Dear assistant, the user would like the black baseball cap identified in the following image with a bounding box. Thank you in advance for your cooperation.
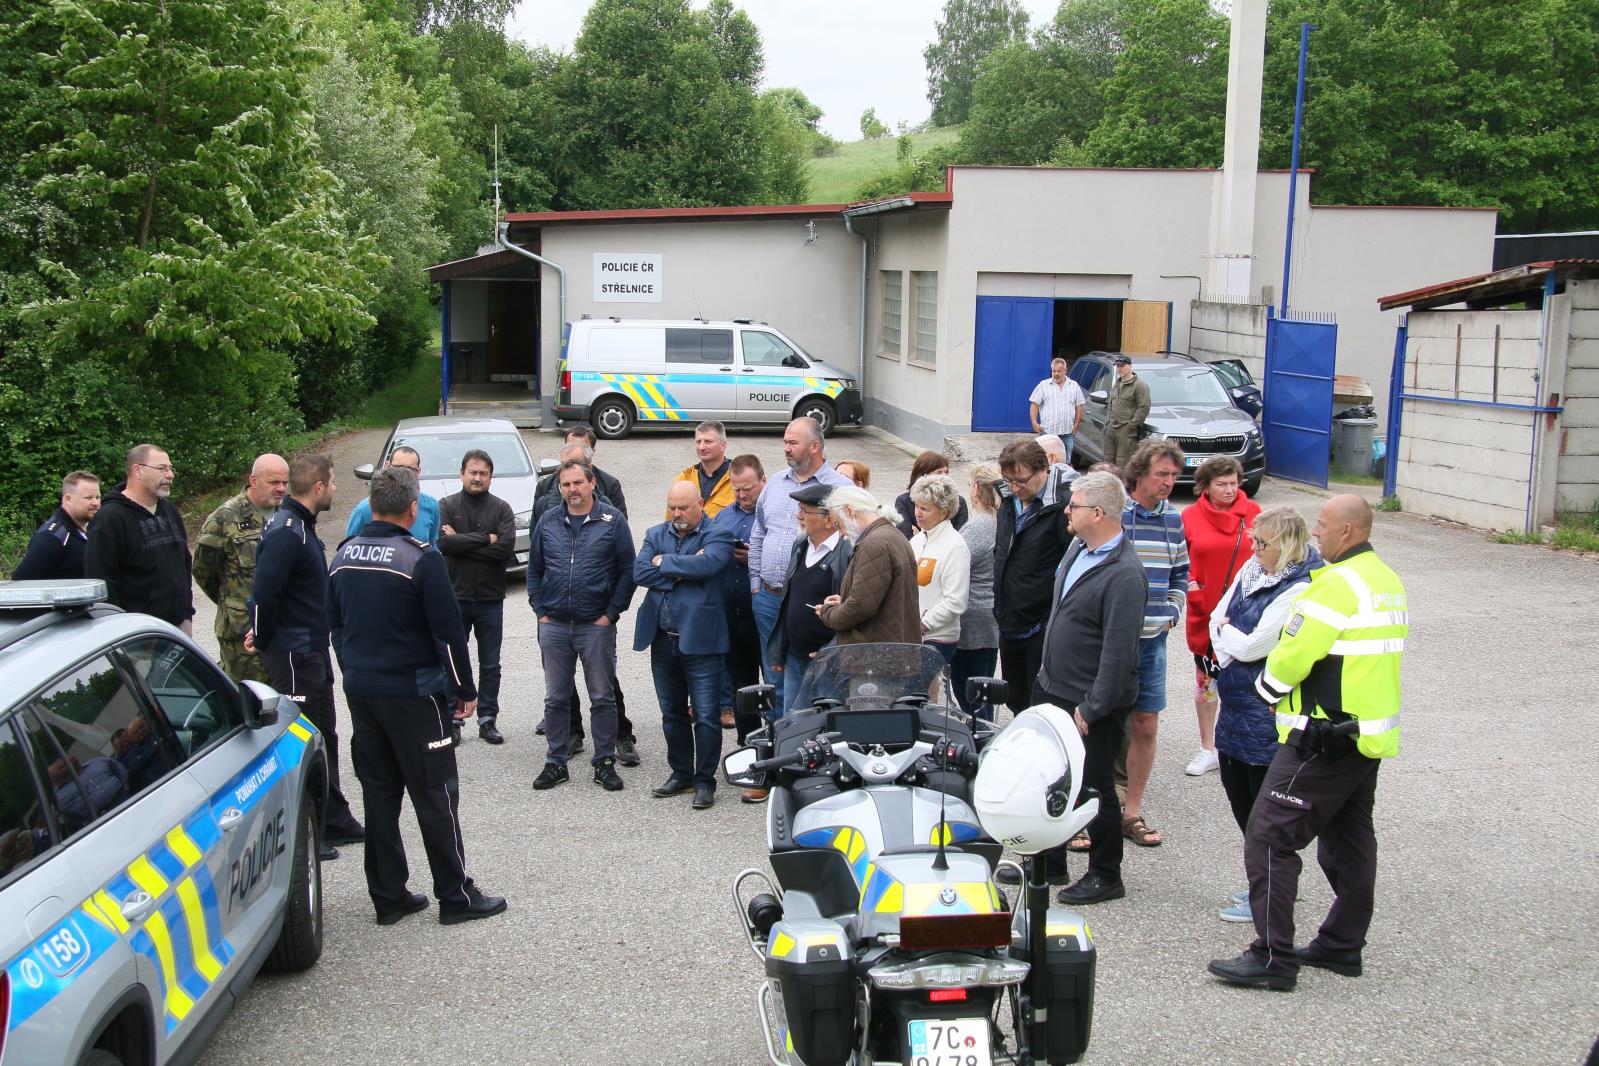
[1112,354,1133,366]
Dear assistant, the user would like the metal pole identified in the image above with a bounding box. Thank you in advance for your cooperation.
[1280,22,1315,318]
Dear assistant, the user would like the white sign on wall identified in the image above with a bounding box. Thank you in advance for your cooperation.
[593,253,663,303]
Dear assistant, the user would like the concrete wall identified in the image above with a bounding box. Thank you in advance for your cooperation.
[1555,280,1599,513]
[866,211,951,448]
[1298,206,1499,427]
[535,218,861,423]
[1190,299,1268,377]
[1393,308,1545,530]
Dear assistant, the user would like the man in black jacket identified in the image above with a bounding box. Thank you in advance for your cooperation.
[534,424,627,518]
[1035,471,1148,905]
[85,444,194,631]
[248,453,364,856]
[526,460,637,792]
[14,470,100,580]
[328,466,505,926]
[993,440,1074,714]
[438,449,515,746]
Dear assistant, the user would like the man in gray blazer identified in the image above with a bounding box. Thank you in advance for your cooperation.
[1034,471,1149,905]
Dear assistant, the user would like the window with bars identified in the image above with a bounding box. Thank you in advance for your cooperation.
[881,270,902,354]
[912,271,937,365]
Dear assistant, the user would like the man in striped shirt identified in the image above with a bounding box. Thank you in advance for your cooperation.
[1029,357,1087,466]
[1116,439,1190,849]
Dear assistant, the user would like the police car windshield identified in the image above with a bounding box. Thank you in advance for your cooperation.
[1142,367,1231,407]
[392,434,532,478]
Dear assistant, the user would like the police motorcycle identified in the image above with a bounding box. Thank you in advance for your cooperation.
[722,643,1102,1066]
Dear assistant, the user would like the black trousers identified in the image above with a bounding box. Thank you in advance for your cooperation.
[998,632,1046,715]
[347,692,473,908]
[1218,752,1270,834]
[262,649,361,837]
[726,604,764,742]
[1244,745,1381,976]
[1038,688,1127,884]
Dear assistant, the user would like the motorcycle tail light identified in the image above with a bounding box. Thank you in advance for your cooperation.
[929,989,968,1003]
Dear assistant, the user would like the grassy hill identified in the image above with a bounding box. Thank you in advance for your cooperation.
[806,127,962,203]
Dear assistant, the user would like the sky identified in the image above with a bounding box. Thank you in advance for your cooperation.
[507,0,1061,141]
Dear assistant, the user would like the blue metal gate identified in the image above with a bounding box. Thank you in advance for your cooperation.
[972,297,1053,432]
[1263,314,1337,487]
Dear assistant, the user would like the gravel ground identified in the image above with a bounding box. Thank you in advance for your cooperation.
[193,423,1599,1066]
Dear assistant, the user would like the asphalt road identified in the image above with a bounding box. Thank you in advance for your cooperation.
[193,424,1599,1066]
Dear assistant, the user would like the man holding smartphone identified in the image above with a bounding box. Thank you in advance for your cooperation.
[710,455,766,742]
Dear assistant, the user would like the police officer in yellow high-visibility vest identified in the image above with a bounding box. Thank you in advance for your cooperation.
[1208,494,1406,991]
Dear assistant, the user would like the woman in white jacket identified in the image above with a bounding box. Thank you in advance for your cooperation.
[908,474,971,664]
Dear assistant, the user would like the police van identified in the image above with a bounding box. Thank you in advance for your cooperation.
[0,580,327,1066]
[554,317,864,439]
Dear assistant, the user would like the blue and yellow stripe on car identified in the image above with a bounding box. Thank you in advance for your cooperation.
[593,372,686,421]
[3,715,315,1036]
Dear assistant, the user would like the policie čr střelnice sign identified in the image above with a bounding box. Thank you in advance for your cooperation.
[593,253,662,303]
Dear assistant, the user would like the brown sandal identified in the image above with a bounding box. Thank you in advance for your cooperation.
[1122,815,1164,847]
[1066,830,1091,852]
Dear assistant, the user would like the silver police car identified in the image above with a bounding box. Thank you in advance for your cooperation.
[0,580,327,1065]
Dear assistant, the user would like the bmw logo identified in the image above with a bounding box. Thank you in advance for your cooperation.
[872,761,888,775]
[939,887,958,907]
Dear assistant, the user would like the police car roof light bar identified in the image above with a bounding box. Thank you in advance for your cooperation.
[0,579,108,609]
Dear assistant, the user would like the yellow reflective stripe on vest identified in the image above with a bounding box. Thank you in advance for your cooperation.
[1293,599,1349,629]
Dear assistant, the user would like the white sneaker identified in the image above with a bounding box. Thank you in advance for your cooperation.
[1185,748,1220,776]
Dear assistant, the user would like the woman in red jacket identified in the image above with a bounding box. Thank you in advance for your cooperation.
[1180,456,1262,776]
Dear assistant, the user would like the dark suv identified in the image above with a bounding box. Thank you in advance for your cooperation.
[1068,352,1266,495]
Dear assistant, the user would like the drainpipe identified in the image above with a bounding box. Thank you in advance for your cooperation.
[842,212,869,388]
[497,220,566,354]
[1524,270,1558,533]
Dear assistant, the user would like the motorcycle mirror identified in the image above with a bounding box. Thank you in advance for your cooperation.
[722,746,762,788]
[735,683,778,718]
[965,676,1008,709]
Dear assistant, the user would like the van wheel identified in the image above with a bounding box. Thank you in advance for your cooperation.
[794,397,835,435]
[264,793,323,973]
[592,397,635,440]
[81,1050,125,1066]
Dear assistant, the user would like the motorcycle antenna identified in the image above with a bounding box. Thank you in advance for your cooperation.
[932,661,952,872]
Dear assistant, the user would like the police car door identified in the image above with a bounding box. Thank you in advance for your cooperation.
[664,327,737,421]
[736,329,807,423]
[121,636,300,1019]
[10,652,218,1059]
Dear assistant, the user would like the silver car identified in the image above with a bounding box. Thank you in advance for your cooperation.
[355,416,542,570]
[0,580,327,1066]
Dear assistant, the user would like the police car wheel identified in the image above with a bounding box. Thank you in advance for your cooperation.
[264,793,324,973]
[80,1050,124,1066]
[795,398,835,435]
[592,397,634,440]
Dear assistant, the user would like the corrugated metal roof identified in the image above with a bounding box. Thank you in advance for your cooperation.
[1378,259,1599,312]
[501,191,952,229]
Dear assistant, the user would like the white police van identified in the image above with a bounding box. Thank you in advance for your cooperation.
[0,580,327,1066]
[554,317,863,439]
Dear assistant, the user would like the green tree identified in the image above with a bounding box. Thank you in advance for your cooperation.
[860,107,889,140]
[924,0,1030,126]
[754,91,812,204]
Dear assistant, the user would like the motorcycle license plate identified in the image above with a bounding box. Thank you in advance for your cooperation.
[907,1017,991,1066]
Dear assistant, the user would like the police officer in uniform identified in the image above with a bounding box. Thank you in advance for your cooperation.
[1208,494,1407,990]
[13,470,101,579]
[195,453,289,682]
[247,453,364,858]
[328,467,506,926]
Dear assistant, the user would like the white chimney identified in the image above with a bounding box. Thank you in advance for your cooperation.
[1207,0,1268,299]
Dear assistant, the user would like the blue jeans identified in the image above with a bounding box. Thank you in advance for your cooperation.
[1058,433,1076,467]
[951,646,999,721]
[457,599,503,722]
[781,651,814,714]
[752,587,783,705]
[650,633,724,790]
[1134,632,1169,713]
[538,620,617,765]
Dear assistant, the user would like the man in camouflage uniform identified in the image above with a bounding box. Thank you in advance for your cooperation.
[195,453,289,682]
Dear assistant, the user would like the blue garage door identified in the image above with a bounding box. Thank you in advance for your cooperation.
[1263,316,1337,488]
[972,297,1054,432]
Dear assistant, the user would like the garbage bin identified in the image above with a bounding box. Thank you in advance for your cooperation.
[1332,417,1378,477]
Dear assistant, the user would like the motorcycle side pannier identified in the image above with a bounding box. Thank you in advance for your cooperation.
[764,918,853,1066]
[1040,907,1097,1064]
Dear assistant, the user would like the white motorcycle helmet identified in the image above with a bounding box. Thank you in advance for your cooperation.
[973,705,1101,854]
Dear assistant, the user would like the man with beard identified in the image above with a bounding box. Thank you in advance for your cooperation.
[636,481,734,810]
[86,444,194,632]
[438,448,515,746]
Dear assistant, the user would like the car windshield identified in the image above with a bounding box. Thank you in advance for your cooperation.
[1143,367,1231,407]
[789,643,954,711]
[391,433,532,478]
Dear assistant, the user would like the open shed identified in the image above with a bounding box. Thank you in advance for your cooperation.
[424,244,542,425]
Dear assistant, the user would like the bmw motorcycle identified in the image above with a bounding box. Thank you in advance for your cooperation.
[723,644,1101,1066]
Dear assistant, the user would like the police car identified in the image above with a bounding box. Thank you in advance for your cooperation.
[0,580,328,1066]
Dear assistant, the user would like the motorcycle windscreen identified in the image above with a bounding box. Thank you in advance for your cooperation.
[790,643,952,711]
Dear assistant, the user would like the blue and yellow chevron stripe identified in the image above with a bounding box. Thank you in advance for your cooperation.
[4,715,317,1037]
[572,370,849,420]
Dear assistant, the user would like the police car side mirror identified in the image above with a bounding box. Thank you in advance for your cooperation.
[782,354,808,369]
[537,458,560,476]
[240,680,282,730]
[354,463,376,481]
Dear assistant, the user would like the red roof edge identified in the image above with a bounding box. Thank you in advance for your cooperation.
[503,192,954,227]
[1377,259,1599,311]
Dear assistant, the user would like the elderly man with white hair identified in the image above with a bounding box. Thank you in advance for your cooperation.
[1037,434,1082,479]
[814,486,921,646]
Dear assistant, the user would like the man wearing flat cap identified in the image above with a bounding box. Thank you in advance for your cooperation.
[1105,355,1152,470]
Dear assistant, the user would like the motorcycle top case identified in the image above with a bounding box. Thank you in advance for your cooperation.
[1012,905,1097,1065]
[765,918,853,1066]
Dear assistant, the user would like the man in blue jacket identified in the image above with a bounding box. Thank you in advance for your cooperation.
[526,459,637,792]
[636,481,735,810]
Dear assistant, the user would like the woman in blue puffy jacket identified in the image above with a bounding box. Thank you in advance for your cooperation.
[1207,506,1321,923]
